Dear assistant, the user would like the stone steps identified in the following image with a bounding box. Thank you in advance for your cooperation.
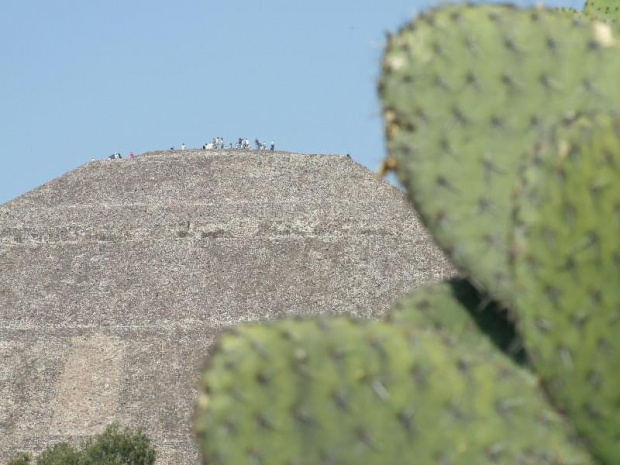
[0,234,451,327]
[0,197,425,246]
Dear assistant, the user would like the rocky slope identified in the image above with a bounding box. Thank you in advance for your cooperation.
[0,150,453,463]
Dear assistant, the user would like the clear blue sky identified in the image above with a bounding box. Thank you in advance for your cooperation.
[0,0,583,204]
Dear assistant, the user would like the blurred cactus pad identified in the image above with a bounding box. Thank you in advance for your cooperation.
[195,3,620,465]
[386,278,528,366]
[585,0,620,21]
[196,319,592,465]
[513,112,620,463]
[380,3,620,304]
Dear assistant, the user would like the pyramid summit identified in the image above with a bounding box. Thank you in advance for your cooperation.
[0,149,453,463]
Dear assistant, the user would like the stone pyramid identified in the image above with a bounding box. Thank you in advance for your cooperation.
[0,150,453,463]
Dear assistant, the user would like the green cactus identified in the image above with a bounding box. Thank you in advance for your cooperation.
[585,0,620,22]
[194,4,620,465]
[513,112,620,464]
[380,4,620,304]
[195,318,593,465]
[387,278,528,366]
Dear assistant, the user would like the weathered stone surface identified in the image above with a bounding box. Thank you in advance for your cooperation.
[0,150,454,463]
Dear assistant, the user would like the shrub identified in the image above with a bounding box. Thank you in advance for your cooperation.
[7,423,156,465]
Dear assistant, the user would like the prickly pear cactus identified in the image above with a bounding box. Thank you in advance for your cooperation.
[585,0,620,22]
[387,278,527,365]
[513,112,620,464]
[195,318,593,465]
[380,4,620,304]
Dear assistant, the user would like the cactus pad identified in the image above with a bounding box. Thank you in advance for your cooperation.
[195,318,593,464]
[513,112,620,463]
[380,4,620,303]
[585,0,620,22]
[387,278,528,366]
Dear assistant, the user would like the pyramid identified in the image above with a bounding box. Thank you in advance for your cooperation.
[0,150,454,463]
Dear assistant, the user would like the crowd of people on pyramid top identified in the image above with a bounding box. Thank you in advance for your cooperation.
[103,137,275,160]
[199,137,275,151]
